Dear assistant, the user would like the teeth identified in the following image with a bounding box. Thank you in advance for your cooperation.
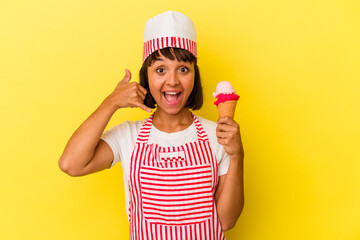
[165,92,179,95]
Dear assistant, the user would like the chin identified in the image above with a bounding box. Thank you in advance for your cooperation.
[157,105,188,115]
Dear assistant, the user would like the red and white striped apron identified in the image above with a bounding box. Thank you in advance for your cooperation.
[128,113,225,240]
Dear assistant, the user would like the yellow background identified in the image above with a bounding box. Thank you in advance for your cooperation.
[1,0,359,239]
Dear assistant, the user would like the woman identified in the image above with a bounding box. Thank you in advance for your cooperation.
[59,11,244,239]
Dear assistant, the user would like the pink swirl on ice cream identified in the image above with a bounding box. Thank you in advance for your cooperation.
[213,81,240,106]
[214,93,240,106]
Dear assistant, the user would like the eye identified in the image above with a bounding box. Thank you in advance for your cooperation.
[180,67,189,73]
[156,67,165,73]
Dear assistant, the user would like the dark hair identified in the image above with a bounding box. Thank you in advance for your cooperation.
[139,47,203,110]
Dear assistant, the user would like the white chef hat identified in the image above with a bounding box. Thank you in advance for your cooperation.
[143,11,197,62]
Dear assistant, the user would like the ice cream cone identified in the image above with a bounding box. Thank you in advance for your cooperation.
[217,100,237,119]
[213,81,240,119]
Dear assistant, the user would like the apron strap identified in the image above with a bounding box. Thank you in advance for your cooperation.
[135,113,154,143]
[135,112,209,143]
[192,113,209,142]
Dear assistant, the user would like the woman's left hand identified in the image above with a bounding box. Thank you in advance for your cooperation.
[216,117,244,159]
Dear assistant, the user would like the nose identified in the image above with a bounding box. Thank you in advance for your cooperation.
[166,70,180,86]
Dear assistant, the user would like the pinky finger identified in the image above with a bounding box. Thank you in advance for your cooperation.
[217,138,225,146]
[138,103,153,113]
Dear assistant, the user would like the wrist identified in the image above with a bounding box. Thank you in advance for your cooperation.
[229,153,244,162]
[99,97,118,115]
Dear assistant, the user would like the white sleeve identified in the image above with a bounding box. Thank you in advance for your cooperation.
[100,120,145,169]
[218,147,230,176]
[101,125,122,169]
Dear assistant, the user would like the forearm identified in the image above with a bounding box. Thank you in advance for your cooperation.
[59,98,117,170]
[216,155,244,231]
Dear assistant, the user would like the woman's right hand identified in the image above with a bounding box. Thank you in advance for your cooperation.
[59,69,152,176]
[104,69,153,113]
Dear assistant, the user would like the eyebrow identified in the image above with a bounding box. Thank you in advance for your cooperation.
[153,57,165,62]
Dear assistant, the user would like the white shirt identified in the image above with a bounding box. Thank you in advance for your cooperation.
[101,115,229,217]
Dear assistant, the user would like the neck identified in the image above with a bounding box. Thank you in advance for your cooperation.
[152,108,193,133]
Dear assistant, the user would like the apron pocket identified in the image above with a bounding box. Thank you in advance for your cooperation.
[140,164,214,226]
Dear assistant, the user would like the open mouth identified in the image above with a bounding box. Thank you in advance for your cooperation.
[163,91,182,105]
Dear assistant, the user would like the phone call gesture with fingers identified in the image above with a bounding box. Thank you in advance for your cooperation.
[104,69,152,113]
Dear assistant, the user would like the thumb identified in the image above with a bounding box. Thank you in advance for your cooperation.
[119,69,132,84]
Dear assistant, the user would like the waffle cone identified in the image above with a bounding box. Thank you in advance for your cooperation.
[217,100,238,119]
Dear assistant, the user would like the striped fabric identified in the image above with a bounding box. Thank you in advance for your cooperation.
[128,114,225,240]
[143,36,197,62]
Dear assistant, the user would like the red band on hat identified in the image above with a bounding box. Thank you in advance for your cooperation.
[143,37,197,62]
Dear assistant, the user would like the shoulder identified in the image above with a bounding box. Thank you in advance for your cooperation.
[196,115,218,137]
[117,119,146,133]
[196,115,219,147]
[111,119,146,132]
[196,115,230,175]
[102,118,146,140]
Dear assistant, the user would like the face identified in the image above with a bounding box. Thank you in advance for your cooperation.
[147,53,195,115]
